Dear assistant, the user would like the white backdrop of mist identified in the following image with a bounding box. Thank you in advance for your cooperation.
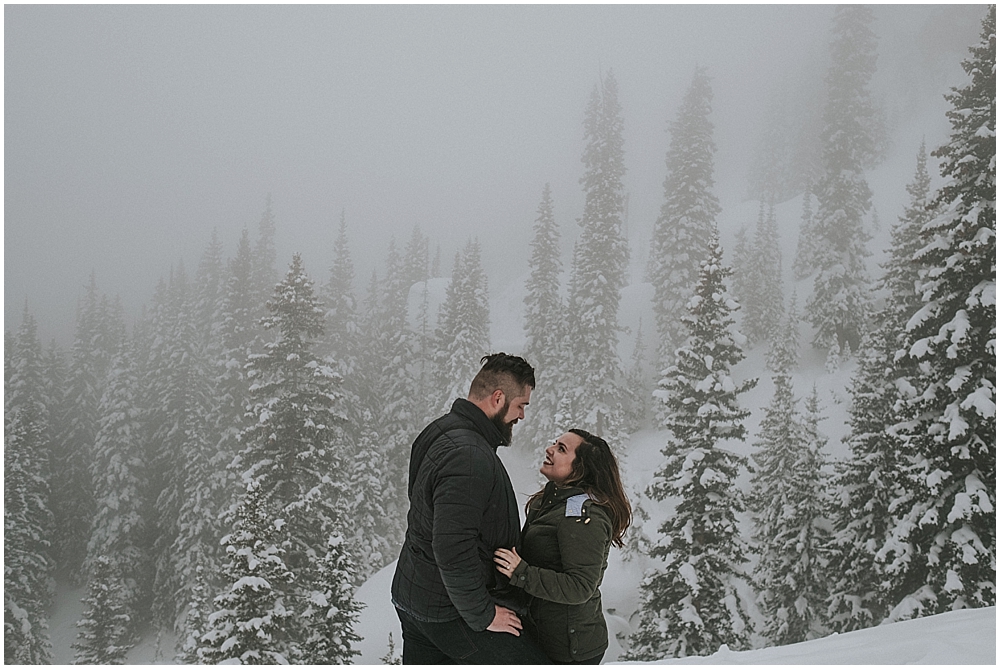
[4,4,984,344]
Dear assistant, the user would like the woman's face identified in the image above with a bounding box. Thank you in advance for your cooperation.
[540,432,583,484]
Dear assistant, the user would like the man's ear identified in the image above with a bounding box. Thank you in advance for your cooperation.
[491,388,506,410]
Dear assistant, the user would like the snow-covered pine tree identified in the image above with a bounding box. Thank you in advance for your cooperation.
[648,67,721,374]
[50,274,121,581]
[431,243,442,279]
[793,178,818,280]
[342,422,396,580]
[136,262,217,628]
[825,142,938,632]
[522,183,564,449]
[742,201,784,347]
[235,252,349,577]
[193,229,227,351]
[251,195,278,311]
[806,5,879,353]
[626,234,756,660]
[198,481,298,665]
[748,331,831,645]
[730,224,752,300]
[746,95,795,204]
[4,309,55,664]
[84,336,152,637]
[72,555,135,664]
[318,213,393,577]
[324,211,363,395]
[174,561,212,664]
[403,224,430,288]
[766,292,800,374]
[885,141,936,321]
[402,224,437,426]
[360,239,419,552]
[623,318,652,433]
[882,6,996,621]
[563,69,629,440]
[433,238,492,412]
[299,534,364,664]
[213,229,260,499]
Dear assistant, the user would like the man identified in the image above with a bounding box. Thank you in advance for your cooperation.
[391,353,550,664]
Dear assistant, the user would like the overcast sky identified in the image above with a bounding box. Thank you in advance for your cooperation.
[4,4,984,344]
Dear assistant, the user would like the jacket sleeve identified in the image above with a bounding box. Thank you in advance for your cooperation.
[509,503,611,605]
[430,443,496,631]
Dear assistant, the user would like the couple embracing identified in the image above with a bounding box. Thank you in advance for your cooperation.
[391,353,632,664]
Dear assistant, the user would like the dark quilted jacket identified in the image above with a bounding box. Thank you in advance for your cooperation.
[509,481,612,662]
[391,398,522,631]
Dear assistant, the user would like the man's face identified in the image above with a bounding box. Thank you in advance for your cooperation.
[489,386,531,443]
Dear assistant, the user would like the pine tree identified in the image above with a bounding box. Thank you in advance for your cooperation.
[623,318,652,432]
[793,179,818,280]
[73,555,135,664]
[323,211,362,387]
[748,370,831,645]
[4,309,55,664]
[402,224,436,426]
[214,229,260,491]
[742,201,784,346]
[299,534,364,664]
[648,67,721,372]
[51,274,120,580]
[826,142,938,632]
[251,195,278,309]
[198,481,298,665]
[235,253,350,574]
[175,561,212,664]
[627,235,756,660]
[806,6,879,353]
[729,224,753,323]
[883,6,996,620]
[884,142,935,322]
[84,337,152,635]
[342,424,396,580]
[522,183,564,448]
[194,229,227,350]
[402,224,430,288]
[139,262,217,628]
[766,292,800,375]
[433,239,492,412]
[563,69,630,440]
[360,239,417,552]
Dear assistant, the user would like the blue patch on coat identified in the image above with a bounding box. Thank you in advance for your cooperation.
[565,493,592,517]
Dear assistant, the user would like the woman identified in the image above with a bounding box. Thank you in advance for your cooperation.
[494,429,631,664]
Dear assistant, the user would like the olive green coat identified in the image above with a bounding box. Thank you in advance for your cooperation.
[509,481,612,663]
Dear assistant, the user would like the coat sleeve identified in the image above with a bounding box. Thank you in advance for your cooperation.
[509,503,611,606]
[430,443,496,631]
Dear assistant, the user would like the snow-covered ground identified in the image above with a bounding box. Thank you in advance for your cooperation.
[350,561,995,665]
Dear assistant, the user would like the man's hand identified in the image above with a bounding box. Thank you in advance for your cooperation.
[487,605,522,636]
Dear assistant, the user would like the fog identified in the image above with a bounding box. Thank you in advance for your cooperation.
[4,4,983,343]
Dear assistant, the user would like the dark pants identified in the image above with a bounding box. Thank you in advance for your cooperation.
[554,651,604,664]
[396,607,552,665]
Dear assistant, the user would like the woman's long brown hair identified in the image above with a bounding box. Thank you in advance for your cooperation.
[528,429,632,548]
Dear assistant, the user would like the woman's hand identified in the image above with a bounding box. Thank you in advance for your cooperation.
[494,547,522,577]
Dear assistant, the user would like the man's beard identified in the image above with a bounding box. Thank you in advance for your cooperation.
[490,400,515,444]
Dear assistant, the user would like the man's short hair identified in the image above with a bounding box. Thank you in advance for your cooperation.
[468,353,535,401]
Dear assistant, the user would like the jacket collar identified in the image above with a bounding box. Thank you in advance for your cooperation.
[542,479,586,501]
[450,397,509,449]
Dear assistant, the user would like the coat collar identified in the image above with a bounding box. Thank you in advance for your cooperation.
[450,397,509,449]
[541,479,586,502]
